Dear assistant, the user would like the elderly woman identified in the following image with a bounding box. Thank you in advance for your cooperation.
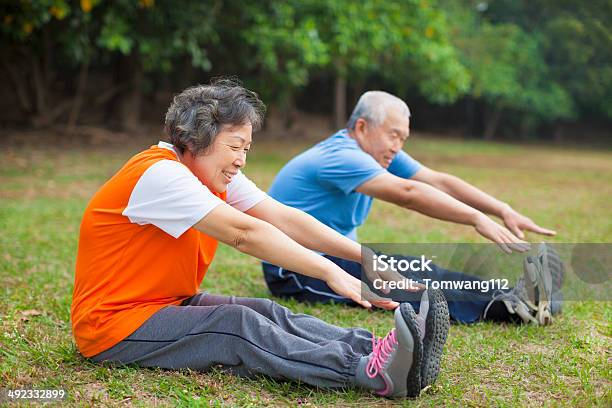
[70,79,449,398]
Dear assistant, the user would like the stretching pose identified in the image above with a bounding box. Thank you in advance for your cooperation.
[71,80,450,398]
[263,91,563,325]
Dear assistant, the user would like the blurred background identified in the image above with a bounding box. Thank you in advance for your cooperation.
[1,0,610,143]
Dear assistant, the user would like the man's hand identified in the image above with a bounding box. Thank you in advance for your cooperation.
[325,268,399,310]
[473,214,531,254]
[501,206,557,239]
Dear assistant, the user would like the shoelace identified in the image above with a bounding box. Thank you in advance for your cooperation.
[366,329,398,379]
[482,278,531,319]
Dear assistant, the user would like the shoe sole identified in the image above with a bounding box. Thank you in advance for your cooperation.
[421,289,450,389]
[524,254,553,325]
[533,248,554,326]
[399,303,424,398]
[538,243,564,315]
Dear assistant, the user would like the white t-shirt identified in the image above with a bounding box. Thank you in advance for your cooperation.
[122,141,268,238]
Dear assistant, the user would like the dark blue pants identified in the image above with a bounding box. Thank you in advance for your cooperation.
[262,255,511,323]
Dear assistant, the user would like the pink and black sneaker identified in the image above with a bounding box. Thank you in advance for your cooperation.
[365,303,423,398]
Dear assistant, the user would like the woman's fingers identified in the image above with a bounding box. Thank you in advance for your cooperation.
[327,272,373,309]
[362,284,399,310]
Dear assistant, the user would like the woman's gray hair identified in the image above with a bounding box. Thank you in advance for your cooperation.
[164,78,266,155]
[346,91,411,130]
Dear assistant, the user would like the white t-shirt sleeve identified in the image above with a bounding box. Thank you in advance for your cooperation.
[226,171,268,212]
[122,160,224,238]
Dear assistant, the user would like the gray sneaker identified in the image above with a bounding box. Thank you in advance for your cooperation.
[537,243,565,315]
[483,277,539,324]
[484,243,564,325]
[521,243,565,323]
[524,254,552,325]
[365,304,423,398]
[415,289,450,389]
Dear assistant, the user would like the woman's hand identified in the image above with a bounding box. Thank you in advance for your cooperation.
[325,268,399,310]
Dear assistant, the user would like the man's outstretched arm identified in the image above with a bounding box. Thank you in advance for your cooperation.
[356,172,529,253]
[411,167,556,239]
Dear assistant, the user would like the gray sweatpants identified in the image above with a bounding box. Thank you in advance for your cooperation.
[91,293,374,389]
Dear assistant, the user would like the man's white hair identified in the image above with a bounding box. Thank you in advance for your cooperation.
[346,91,411,130]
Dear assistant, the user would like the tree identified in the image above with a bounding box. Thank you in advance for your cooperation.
[241,0,470,129]
[1,0,220,130]
[442,1,578,138]
[92,0,220,130]
[307,0,471,127]
[1,0,92,127]
[451,0,611,138]
[239,1,329,128]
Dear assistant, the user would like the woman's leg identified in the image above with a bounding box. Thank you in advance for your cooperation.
[183,293,373,355]
[92,301,366,389]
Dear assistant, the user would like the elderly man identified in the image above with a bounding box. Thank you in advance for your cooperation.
[263,91,562,325]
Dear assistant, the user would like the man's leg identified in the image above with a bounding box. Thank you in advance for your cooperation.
[263,255,514,324]
[262,260,354,304]
[92,297,371,389]
[396,257,500,323]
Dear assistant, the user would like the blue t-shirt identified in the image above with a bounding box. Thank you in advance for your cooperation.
[268,129,422,240]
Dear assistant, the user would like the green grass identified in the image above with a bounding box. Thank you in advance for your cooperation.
[1,134,611,406]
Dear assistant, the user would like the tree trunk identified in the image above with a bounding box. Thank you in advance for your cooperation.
[179,56,197,89]
[115,54,143,132]
[554,122,564,143]
[483,105,502,140]
[334,74,347,129]
[67,61,90,132]
[519,115,531,140]
[281,93,297,130]
[466,98,475,137]
[350,79,366,112]
[42,24,53,87]
[2,55,33,114]
[31,55,48,121]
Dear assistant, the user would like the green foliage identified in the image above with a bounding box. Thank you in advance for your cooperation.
[1,0,71,41]
[93,0,219,72]
[536,2,612,118]
[443,2,565,127]
[241,1,330,103]
[458,20,574,121]
[478,0,612,120]
[325,0,470,103]
[1,0,218,72]
[239,0,469,105]
[1,0,89,65]
[1,0,609,131]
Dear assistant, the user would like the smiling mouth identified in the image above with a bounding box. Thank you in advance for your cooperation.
[222,171,237,180]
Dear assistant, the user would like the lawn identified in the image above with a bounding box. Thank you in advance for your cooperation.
[1,133,611,406]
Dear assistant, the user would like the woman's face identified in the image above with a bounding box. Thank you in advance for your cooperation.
[182,123,252,193]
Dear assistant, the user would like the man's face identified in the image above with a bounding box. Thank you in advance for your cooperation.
[354,108,410,168]
[183,123,252,193]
